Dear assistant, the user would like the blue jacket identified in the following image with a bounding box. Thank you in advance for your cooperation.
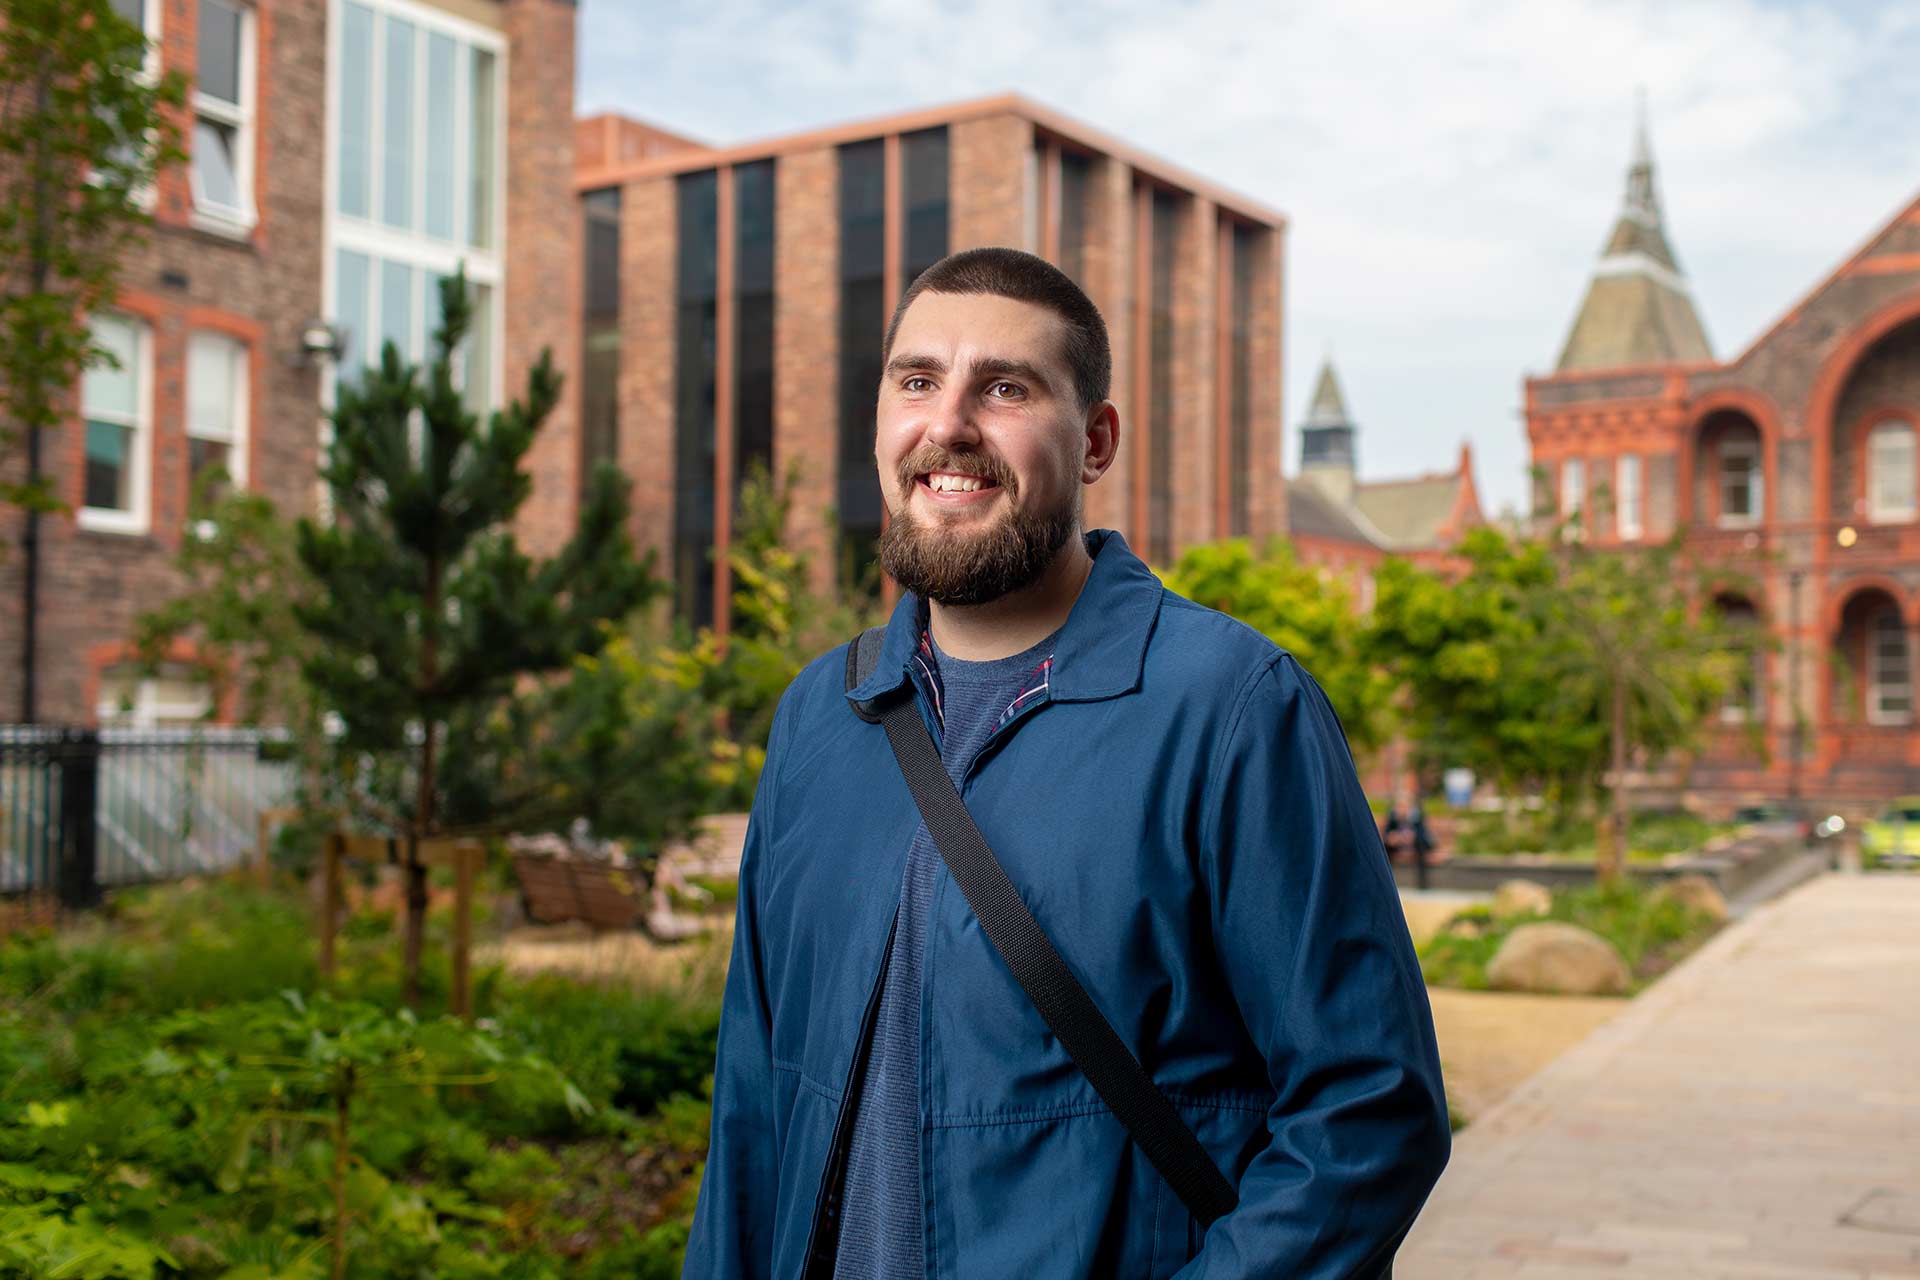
[684,531,1449,1278]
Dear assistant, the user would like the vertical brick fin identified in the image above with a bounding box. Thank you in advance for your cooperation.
[504,0,582,560]
[773,149,840,598]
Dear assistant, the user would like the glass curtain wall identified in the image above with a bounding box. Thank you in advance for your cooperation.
[901,128,949,288]
[837,140,887,585]
[734,160,776,502]
[675,171,719,627]
[1229,222,1258,537]
[580,188,621,502]
[1058,150,1091,286]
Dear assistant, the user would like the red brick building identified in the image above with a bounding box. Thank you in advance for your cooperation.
[572,94,1288,629]
[0,0,582,726]
[1285,359,1484,599]
[1528,117,1920,804]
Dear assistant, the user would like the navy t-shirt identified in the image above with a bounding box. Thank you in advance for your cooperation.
[832,629,1059,1279]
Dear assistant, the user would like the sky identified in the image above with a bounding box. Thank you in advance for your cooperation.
[577,0,1920,517]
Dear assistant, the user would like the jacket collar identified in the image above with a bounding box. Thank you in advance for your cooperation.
[844,529,1162,711]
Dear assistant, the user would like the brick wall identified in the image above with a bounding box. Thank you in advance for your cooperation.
[0,0,328,724]
[504,0,581,559]
[1080,153,1135,539]
[948,114,1032,251]
[772,148,839,596]
[618,175,675,571]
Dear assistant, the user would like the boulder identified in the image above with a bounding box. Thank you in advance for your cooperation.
[1655,874,1728,922]
[1490,878,1554,919]
[1487,922,1630,996]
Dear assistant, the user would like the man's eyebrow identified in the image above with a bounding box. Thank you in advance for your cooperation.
[968,356,1054,390]
[884,353,947,379]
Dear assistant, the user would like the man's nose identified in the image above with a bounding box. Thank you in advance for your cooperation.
[921,386,980,450]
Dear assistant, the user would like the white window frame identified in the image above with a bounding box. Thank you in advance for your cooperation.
[96,0,164,209]
[78,314,154,537]
[323,0,507,510]
[1867,419,1917,524]
[1617,454,1643,541]
[96,663,214,729]
[1717,433,1762,527]
[1560,457,1585,519]
[190,0,259,237]
[1868,606,1913,726]
[186,332,250,534]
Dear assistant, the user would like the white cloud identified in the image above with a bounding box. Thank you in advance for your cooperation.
[579,0,1920,514]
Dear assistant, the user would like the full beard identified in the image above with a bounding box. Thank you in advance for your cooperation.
[878,460,1079,607]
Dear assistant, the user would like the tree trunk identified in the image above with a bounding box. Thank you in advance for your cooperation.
[1602,677,1628,883]
[403,557,442,1008]
[329,1065,355,1280]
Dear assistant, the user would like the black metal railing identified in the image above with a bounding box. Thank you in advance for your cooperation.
[1,725,296,907]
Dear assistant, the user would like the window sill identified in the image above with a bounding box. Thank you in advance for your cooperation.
[1867,510,1918,526]
[190,205,258,241]
[1715,516,1761,531]
[76,507,151,537]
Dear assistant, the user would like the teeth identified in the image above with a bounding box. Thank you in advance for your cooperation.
[928,474,986,494]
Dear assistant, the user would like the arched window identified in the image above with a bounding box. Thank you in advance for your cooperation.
[1718,430,1761,526]
[1869,605,1912,725]
[1867,419,1917,523]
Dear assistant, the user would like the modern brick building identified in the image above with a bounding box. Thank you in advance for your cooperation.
[1528,117,1920,804]
[572,94,1288,629]
[0,0,582,726]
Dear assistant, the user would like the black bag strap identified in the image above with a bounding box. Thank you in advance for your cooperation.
[845,627,1239,1227]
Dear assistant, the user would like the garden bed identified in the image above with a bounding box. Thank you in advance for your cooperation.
[1416,879,1722,995]
[0,877,721,1278]
[1392,828,1809,901]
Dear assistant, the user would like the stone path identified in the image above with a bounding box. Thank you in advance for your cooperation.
[1398,873,1920,1278]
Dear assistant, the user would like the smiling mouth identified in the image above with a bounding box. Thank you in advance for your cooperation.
[916,471,1002,498]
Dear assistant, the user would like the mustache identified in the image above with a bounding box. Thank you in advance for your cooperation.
[897,445,1018,495]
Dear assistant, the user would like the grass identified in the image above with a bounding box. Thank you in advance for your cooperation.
[1418,878,1720,994]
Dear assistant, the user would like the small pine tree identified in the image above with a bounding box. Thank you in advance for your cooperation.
[296,271,653,1005]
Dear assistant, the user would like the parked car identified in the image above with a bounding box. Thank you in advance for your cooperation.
[1861,799,1920,870]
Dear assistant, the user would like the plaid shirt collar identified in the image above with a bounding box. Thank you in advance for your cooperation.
[910,606,1057,736]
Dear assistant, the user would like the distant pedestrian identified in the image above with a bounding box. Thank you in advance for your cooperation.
[1382,791,1436,866]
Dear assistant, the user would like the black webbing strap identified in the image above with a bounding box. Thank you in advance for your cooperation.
[846,628,1239,1227]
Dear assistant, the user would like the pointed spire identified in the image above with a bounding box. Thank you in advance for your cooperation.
[1554,103,1713,372]
[1305,359,1351,428]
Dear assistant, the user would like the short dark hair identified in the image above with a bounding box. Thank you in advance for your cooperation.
[882,247,1111,410]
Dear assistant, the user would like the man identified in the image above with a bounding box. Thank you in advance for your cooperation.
[684,247,1449,1279]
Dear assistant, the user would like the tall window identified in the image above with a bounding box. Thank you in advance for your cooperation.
[837,139,887,585]
[1228,222,1258,537]
[1617,454,1643,541]
[191,0,254,233]
[1716,598,1763,724]
[81,315,151,535]
[1058,150,1092,286]
[734,160,776,501]
[1869,606,1912,725]
[1718,432,1761,525]
[96,662,212,728]
[901,128,949,290]
[1148,188,1179,565]
[674,171,719,628]
[331,2,502,412]
[1560,457,1585,519]
[580,187,621,499]
[186,332,248,510]
[1867,419,1917,523]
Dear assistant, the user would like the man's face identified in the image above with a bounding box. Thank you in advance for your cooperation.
[874,291,1091,606]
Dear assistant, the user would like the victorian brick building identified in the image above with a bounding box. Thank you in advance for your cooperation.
[572,95,1288,630]
[1285,359,1483,596]
[0,0,582,726]
[1528,117,1920,804]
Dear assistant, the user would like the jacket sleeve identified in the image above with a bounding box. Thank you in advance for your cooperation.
[1174,655,1450,1279]
[681,693,793,1278]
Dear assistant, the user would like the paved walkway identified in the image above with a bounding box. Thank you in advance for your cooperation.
[1399,873,1920,1278]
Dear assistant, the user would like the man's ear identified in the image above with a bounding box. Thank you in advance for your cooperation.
[1082,400,1119,484]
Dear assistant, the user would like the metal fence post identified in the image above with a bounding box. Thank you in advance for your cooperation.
[57,728,102,910]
